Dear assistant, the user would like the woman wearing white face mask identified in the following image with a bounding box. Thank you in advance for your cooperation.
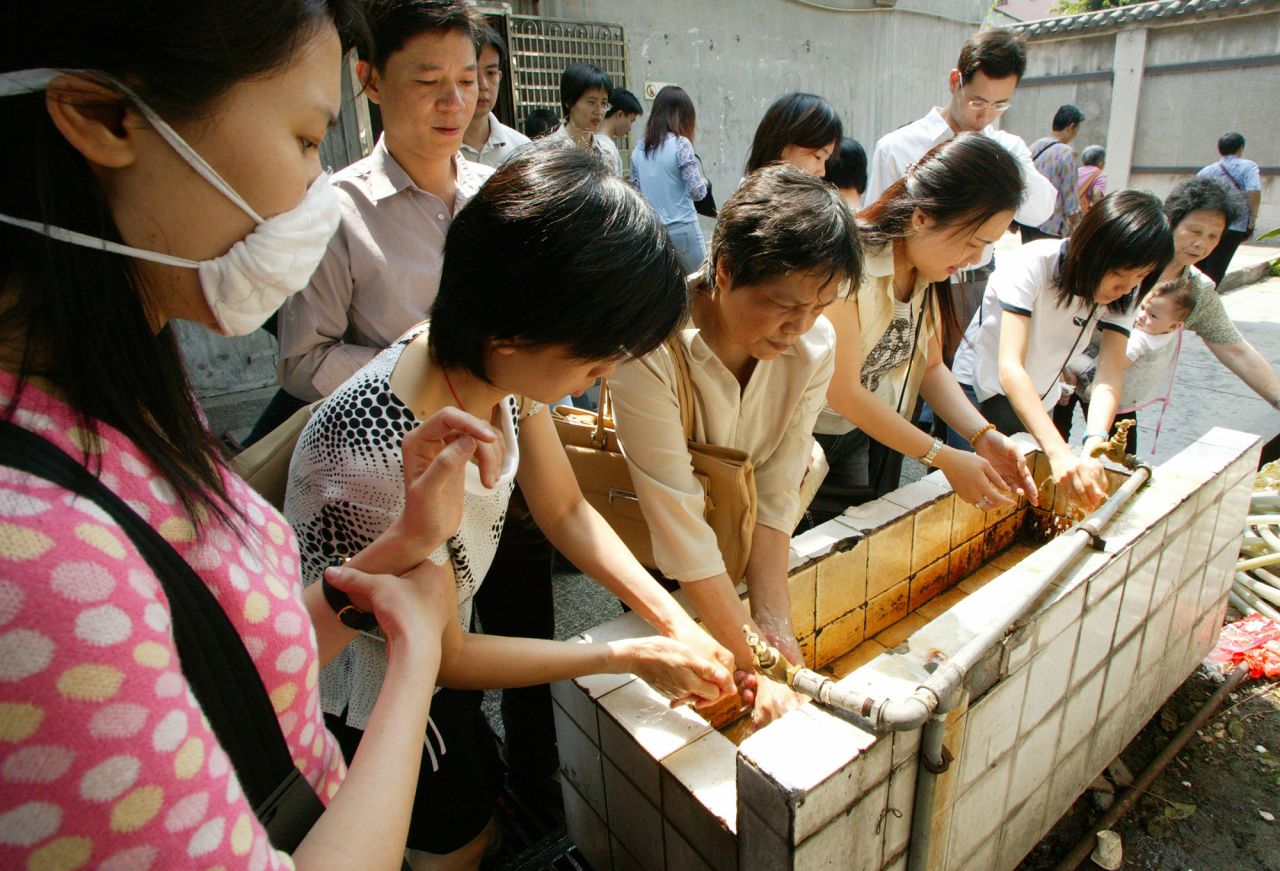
[0,4,498,869]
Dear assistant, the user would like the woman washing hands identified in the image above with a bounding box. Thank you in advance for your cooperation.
[610,165,864,726]
[812,134,1038,523]
[951,190,1173,511]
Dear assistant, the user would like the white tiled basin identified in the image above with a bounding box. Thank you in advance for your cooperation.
[553,428,1261,870]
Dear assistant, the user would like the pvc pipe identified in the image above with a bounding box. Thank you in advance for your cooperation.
[1052,667,1248,871]
[1237,551,1280,573]
[1236,573,1280,609]
[1232,581,1280,623]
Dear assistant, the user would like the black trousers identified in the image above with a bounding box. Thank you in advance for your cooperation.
[471,485,559,781]
[1196,228,1249,287]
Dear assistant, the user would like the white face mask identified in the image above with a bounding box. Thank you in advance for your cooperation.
[0,68,341,336]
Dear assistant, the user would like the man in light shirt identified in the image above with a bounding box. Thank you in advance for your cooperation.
[267,0,493,414]
[865,28,1055,229]
[600,87,643,140]
[460,25,530,168]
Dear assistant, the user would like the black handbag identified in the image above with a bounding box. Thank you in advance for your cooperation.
[0,420,324,852]
[693,153,717,218]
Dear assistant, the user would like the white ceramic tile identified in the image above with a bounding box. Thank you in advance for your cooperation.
[1128,513,1169,568]
[958,667,1028,791]
[1201,543,1237,613]
[955,832,999,871]
[551,677,601,745]
[603,756,665,870]
[579,607,655,645]
[792,779,889,871]
[1138,598,1175,680]
[882,764,915,860]
[664,820,717,871]
[735,755,790,842]
[836,496,912,534]
[947,754,1012,865]
[1020,623,1079,733]
[792,519,860,565]
[891,725,922,773]
[661,731,738,870]
[1084,548,1132,608]
[1031,581,1086,653]
[597,678,712,803]
[737,703,881,845]
[610,835,644,871]
[882,476,950,512]
[1087,711,1128,780]
[1100,631,1142,719]
[1212,481,1252,556]
[1046,737,1092,825]
[1071,584,1122,688]
[997,780,1051,869]
[737,802,791,868]
[1059,665,1105,755]
[1147,541,1180,610]
[1008,706,1063,810]
[1198,426,1261,453]
[553,702,607,814]
[562,776,611,871]
[1115,552,1158,645]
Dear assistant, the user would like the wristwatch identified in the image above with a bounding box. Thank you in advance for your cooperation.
[322,566,378,632]
[919,437,944,468]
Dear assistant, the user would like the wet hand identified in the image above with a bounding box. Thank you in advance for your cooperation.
[1050,450,1108,513]
[973,429,1038,507]
[748,675,806,728]
[395,408,502,555]
[668,618,737,701]
[936,446,1016,510]
[612,636,730,707]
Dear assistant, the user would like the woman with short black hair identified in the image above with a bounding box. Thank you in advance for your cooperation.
[745,92,843,177]
[610,164,863,727]
[547,60,621,173]
[952,190,1174,510]
[286,142,736,865]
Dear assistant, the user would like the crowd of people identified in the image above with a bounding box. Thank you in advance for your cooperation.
[1,1,1277,869]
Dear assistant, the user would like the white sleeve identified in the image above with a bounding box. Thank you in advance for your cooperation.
[864,135,903,205]
[994,131,1057,227]
[990,245,1043,316]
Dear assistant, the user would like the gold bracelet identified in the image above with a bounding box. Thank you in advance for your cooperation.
[968,422,997,447]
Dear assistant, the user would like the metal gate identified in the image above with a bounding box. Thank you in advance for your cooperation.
[505,15,631,163]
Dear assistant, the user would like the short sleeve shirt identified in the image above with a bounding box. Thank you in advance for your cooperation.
[1197,156,1262,232]
[952,239,1136,410]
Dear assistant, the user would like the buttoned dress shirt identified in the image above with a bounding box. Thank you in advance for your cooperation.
[460,113,531,168]
[609,318,836,582]
[865,108,1056,231]
[276,136,493,400]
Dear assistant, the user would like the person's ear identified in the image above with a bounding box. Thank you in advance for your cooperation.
[44,75,139,170]
[910,207,935,234]
[948,69,961,94]
[714,257,732,292]
[356,60,381,104]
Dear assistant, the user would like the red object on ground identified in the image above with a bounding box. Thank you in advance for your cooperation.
[1208,615,1280,678]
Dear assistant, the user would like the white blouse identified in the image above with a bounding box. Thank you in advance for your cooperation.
[609,318,836,582]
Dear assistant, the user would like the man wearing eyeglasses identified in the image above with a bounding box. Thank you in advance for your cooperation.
[865,28,1055,229]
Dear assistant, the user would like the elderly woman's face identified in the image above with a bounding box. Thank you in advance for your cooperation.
[1173,209,1227,268]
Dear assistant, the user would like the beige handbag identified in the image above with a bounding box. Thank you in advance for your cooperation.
[553,340,757,582]
[230,402,318,511]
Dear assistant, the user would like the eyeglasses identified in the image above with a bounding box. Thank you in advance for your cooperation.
[959,82,1012,114]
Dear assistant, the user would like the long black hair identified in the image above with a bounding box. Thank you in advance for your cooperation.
[431,142,688,380]
[1056,190,1173,314]
[745,93,842,174]
[0,0,367,528]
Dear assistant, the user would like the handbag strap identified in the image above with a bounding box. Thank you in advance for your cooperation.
[1217,159,1246,191]
[665,336,698,441]
[0,420,312,815]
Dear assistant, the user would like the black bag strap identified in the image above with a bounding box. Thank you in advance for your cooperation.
[1217,159,1246,191]
[0,420,319,834]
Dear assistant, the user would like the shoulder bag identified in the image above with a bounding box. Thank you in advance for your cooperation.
[231,400,318,511]
[552,338,757,582]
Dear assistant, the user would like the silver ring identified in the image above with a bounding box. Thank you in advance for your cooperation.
[975,497,990,509]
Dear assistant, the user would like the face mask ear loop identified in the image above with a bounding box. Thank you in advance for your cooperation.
[108,79,266,224]
[0,67,266,225]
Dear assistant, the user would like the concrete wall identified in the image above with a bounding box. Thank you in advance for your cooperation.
[1001,9,1280,236]
[538,0,988,206]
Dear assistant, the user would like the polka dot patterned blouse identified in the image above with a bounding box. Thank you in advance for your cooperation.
[285,325,527,732]
[0,371,345,870]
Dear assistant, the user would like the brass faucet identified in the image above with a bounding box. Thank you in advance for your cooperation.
[743,625,799,685]
[1085,419,1138,470]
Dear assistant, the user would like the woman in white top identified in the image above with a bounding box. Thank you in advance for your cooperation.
[546,61,622,174]
[813,134,1037,523]
[286,144,735,865]
[611,165,863,726]
[951,190,1173,511]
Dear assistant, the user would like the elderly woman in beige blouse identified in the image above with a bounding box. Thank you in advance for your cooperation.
[611,165,863,726]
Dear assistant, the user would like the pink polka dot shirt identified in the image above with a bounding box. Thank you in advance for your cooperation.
[0,373,346,869]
